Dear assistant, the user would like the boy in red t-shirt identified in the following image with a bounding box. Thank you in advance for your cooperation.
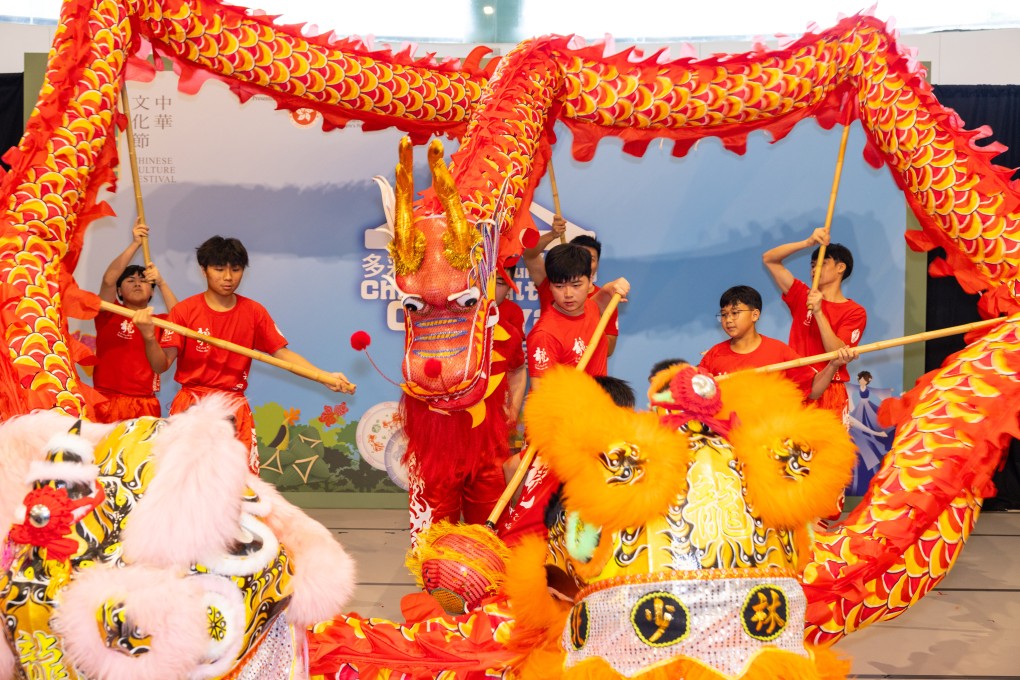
[133,236,351,473]
[523,215,620,356]
[92,221,178,422]
[762,228,867,421]
[699,285,853,399]
[526,244,629,388]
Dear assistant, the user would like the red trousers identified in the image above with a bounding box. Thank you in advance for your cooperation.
[92,390,161,423]
[170,386,259,474]
[818,380,850,427]
[408,456,508,546]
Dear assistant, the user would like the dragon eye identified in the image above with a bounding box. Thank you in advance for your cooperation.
[402,295,425,312]
[450,287,480,308]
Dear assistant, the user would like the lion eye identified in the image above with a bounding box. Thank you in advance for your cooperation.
[450,287,480,308]
[401,295,425,312]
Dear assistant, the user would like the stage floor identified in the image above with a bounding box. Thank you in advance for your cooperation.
[306,507,1019,679]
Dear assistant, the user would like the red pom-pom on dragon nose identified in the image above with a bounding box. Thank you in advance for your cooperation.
[424,358,442,378]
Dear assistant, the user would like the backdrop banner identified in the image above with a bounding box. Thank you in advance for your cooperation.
[74,71,906,499]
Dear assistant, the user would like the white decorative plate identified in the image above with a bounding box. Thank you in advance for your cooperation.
[384,429,410,490]
[354,401,401,471]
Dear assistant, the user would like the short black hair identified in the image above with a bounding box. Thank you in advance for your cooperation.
[648,358,685,381]
[811,243,854,281]
[857,370,872,382]
[116,264,147,289]
[719,285,762,312]
[570,234,602,259]
[115,265,150,301]
[544,243,592,284]
[197,236,249,269]
[593,375,636,408]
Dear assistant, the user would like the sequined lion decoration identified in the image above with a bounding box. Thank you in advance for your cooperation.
[501,364,857,679]
[0,396,355,680]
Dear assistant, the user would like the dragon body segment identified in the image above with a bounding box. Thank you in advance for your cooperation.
[132,0,486,136]
[803,314,1020,643]
[2,0,1019,663]
[1,0,130,417]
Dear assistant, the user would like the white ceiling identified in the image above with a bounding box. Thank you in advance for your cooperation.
[5,0,1020,42]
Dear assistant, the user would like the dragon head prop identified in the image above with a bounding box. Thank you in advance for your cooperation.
[0,398,355,680]
[505,365,856,679]
[378,136,507,415]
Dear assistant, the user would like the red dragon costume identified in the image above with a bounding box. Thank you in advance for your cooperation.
[3,1,1020,675]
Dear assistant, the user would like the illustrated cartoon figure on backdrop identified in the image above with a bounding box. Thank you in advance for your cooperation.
[847,369,895,493]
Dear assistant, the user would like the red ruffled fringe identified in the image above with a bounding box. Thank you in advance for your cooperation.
[307,593,517,679]
[400,384,510,490]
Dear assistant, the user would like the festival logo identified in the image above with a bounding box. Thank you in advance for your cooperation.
[290,108,318,127]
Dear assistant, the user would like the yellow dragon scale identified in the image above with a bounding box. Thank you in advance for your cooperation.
[3,0,1020,652]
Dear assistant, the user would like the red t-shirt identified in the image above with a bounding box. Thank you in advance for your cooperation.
[160,294,288,392]
[699,335,816,395]
[526,298,608,378]
[492,299,526,373]
[497,457,560,544]
[537,279,618,337]
[783,279,866,382]
[93,309,166,397]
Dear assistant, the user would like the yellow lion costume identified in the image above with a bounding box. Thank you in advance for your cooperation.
[504,364,856,679]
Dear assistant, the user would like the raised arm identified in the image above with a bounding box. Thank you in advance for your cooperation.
[99,221,148,303]
[806,289,844,352]
[521,215,567,287]
[143,263,178,311]
[762,227,828,294]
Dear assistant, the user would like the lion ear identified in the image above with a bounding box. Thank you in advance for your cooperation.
[523,367,691,529]
[721,371,857,528]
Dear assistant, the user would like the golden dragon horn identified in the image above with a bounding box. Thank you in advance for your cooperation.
[428,139,478,271]
[389,136,426,275]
